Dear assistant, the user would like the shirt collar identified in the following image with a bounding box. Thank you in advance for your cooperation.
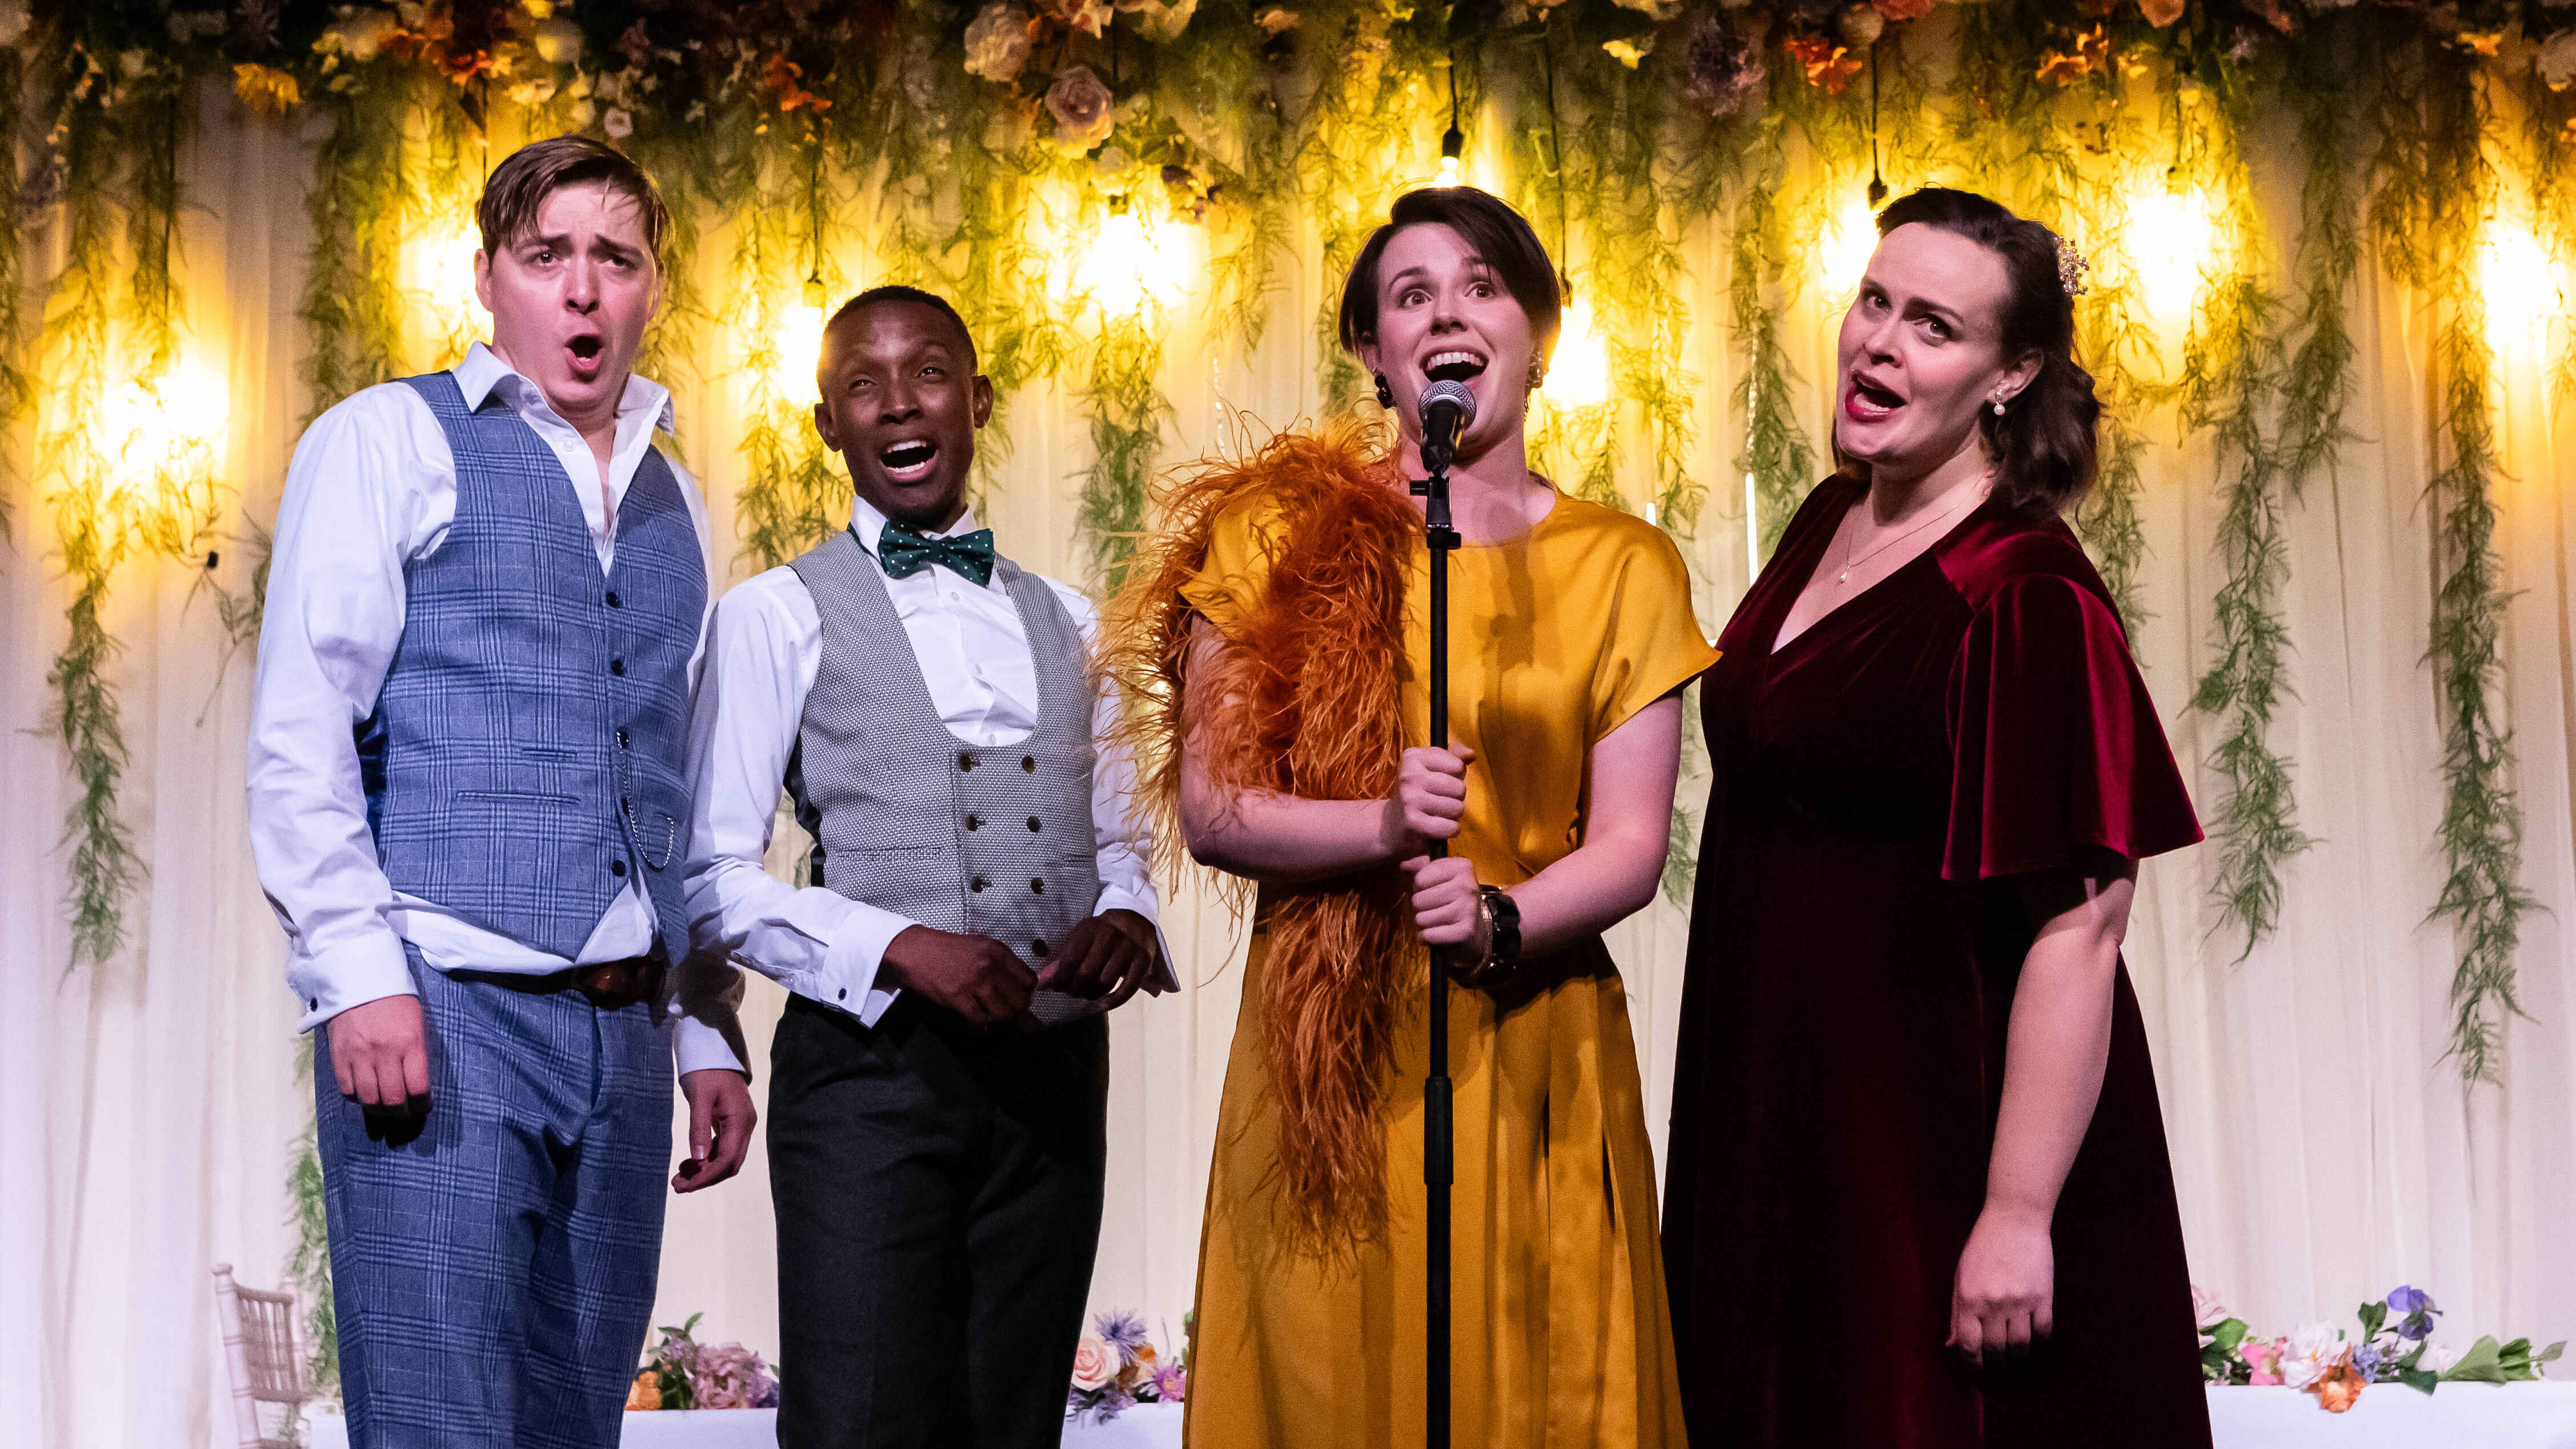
[452,340,676,435]
[849,495,983,558]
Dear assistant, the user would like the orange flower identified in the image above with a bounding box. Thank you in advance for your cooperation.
[231,62,301,118]
[2037,25,2110,86]
[2137,0,2184,25]
[625,1370,663,1411]
[2454,30,2504,57]
[764,53,832,114]
[2312,1356,2366,1413]
[1784,34,1864,94]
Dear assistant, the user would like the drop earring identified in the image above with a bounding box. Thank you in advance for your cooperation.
[1375,374,1395,408]
[1527,362,1547,390]
[1990,396,2006,416]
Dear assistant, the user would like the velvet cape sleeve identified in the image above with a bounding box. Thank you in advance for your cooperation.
[1941,572,2201,881]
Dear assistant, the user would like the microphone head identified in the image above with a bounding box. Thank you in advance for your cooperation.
[1418,379,1478,429]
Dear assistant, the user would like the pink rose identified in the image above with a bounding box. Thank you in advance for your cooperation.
[1070,1334,1119,1392]
[2246,1338,2286,1387]
[1045,65,1116,152]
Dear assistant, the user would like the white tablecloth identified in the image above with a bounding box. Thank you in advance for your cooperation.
[2206,1384,2576,1447]
[306,1402,1185,1447]
[316,1391,2576,1447]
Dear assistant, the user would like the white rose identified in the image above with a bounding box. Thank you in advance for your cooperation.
[2543,30,2576,90]
[1612,0,1682,18]
[963,2,1034,84]
[2281,1323,2346,1392]
[531,17,582,65]
[603,107,634,139]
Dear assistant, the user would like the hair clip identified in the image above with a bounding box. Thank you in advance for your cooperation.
[2057,238,2092,299]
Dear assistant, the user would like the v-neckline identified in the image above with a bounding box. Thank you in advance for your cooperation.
[1767,485,1984,660]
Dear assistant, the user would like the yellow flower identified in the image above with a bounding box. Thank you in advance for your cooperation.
[231,63,302,119]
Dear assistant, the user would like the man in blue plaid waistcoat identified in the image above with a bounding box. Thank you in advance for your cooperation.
[248,137,754,1448]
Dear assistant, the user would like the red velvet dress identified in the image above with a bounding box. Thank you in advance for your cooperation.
[1661,476,2212,1448]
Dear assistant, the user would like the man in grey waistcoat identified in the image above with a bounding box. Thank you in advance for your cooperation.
[683,285,1175,1448]
[249,137,754,1446]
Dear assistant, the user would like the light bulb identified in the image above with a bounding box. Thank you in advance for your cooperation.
[1076,202,1184,316]
[2479,222,2561,351]
[2126,187,2215,320]
[1817,195,1880,301]
[95,358,226,508]
[775,303,827,393]
[1437,154,1462,187]
[1544,298,1612,408]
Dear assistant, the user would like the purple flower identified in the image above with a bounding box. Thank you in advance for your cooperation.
[2387,1286,2432,1315]
[1095,1310,1152,1358]
[2388,1285,2440,1342]
[1682,17,1765,121]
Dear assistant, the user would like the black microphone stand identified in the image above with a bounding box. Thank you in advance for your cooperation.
[1409,431,1459,1449]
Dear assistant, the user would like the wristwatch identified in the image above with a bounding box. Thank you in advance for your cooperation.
[1467,885,1522,985]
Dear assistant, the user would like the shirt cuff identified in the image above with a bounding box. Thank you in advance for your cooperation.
[1093,886,1180,995]
[672,1013,749,1078]
[812,905,911,1026]
[289,931,419,1033]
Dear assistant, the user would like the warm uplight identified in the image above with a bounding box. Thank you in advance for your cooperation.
[411,224,484,353]
[775,302,827,391]
[96,358,227,509]
[1543,298,1612,408]
[1436,153,1463,188]
[1076,203,1185,316]
[2126,187,2216,319]
[2479,222,2562,351]
[1818,197,1881,301]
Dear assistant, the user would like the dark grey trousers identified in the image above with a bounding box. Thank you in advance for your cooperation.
[768,994,1109,1449]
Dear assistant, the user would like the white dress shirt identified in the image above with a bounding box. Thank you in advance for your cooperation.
[248,342,738,1075]
[682,496,1173,1063]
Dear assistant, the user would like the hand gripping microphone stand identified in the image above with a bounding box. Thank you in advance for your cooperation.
[1408,377,1475,1449]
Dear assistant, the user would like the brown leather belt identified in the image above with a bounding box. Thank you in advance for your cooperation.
[572,956,664,1008]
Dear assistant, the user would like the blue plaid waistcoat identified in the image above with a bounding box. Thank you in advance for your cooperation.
[356,371,705,964]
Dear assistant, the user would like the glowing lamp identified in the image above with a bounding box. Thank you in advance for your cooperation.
[1437,125,1465,188]
[412,224,485,348]
[775,302,827,391]
[96,358,227,512]
[1076,198,1184,316]
[2478,222,2561,350]
[1817,195,1881,301]
[1543,297,1612,408]
[2126,187,2215,320]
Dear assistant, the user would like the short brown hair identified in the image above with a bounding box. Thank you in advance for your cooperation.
[476,135,668,268]
[1337,187,1564,363]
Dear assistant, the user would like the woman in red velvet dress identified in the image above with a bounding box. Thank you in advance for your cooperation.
[1661,187,2213,1447]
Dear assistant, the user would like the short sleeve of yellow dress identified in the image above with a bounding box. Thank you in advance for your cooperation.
[1181,489,1718,1449]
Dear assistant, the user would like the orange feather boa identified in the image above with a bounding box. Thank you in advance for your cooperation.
[1101,416,1423,1249]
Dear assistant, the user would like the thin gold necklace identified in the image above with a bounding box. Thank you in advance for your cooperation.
[1832,475,1989,586]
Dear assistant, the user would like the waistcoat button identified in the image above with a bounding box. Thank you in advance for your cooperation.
[1026,816,1041,832]
[1031,878,1044,894]
[965,814,982,831]
[1021,756,1036,772]
[970,876,988,892]
[616,728,630,748]
[609,658,626,676]
[958,752,975,771]
[611,860,628,878]
[1032,938,1049,958]
[606,590,622,608]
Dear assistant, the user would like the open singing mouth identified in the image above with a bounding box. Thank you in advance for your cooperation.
[1424,348,1487,384]
[879,439,939,480]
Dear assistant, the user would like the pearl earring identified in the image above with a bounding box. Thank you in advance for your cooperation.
[1990,397,2006,416]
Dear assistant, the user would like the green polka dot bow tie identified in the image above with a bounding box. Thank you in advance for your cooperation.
[872,520,997,587]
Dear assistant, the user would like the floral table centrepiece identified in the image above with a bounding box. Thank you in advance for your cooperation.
[2198,1284,2566,1414]
[627,1312,780,1411]
[1068,1310,1190,1423]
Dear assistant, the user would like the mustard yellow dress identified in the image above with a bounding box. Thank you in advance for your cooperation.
[1177,487,1719,1449]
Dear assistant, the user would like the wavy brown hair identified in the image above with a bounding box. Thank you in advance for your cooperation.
[1862,187,2101,515]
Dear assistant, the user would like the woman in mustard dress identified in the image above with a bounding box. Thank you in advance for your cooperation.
[1107,187,1716,1448]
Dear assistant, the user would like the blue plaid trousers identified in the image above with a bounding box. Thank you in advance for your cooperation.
[315,949,673,1448]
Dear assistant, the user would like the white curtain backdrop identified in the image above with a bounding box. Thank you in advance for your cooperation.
[4,75,2573,1448]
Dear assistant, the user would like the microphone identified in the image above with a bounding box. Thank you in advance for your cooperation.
[1419,379,1477,475]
